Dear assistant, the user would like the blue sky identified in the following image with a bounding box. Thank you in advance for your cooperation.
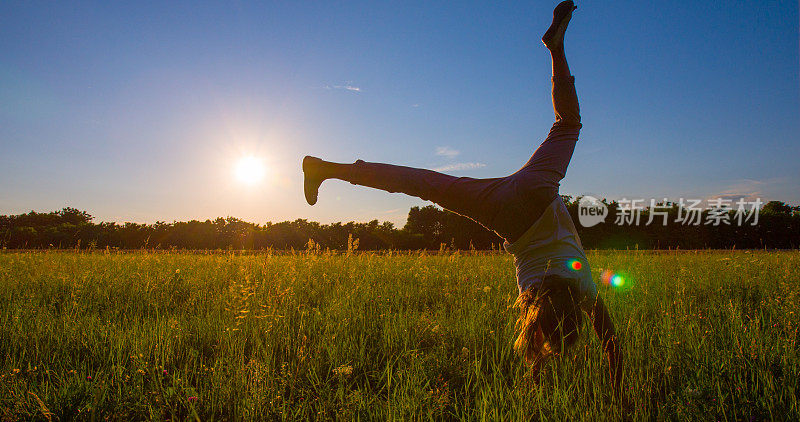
[1,1,798,226]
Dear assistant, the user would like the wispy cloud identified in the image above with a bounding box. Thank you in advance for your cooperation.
[325,82,362,92]
[433,162,487,172]
[435,146,460,158]
[707,179,765,203]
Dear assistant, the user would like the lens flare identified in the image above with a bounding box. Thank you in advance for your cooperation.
[568,259,583,271]
[601,269,614,285]
[601,269,627,288]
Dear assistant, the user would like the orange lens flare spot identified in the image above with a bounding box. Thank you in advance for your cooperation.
[601,269,624,287]
[568,259,582,271]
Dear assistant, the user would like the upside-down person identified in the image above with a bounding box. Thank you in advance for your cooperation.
[302,1,622,396]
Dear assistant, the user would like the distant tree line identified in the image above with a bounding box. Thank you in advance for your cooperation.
[1,199,798,250]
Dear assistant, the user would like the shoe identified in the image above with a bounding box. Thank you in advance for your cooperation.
[302,156,323,205]
[542,1,576,50]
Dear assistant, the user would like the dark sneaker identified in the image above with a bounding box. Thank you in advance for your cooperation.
[542,1,576,50]
[302,156,323,205]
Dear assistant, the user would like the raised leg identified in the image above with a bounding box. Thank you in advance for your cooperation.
[303,156,510,237]
[513,0,581,186]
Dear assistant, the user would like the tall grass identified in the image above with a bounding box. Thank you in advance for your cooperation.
[0,250,797,420]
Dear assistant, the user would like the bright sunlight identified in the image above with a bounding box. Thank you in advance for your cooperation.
[234,156,266,186]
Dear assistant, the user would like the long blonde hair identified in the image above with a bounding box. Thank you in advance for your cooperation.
[514,275,585,367]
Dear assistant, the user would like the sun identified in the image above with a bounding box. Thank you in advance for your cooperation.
[234,156,266,186]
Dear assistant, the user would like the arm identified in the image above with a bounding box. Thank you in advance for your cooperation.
[587,296,623,397]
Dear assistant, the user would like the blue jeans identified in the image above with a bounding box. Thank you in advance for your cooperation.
[346,76,581,243]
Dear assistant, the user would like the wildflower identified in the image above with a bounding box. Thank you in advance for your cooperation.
[188,396,198,402]
[87,376,92,380]
[483,286,491,293]
[333,365,353,376]
[162,370,168,375]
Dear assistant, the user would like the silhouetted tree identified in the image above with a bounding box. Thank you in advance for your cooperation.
[1,201,798,250]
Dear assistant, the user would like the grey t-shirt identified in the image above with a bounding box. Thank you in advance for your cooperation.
[503,196,597,300]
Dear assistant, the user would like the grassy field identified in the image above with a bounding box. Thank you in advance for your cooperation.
[0,250,798,420]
